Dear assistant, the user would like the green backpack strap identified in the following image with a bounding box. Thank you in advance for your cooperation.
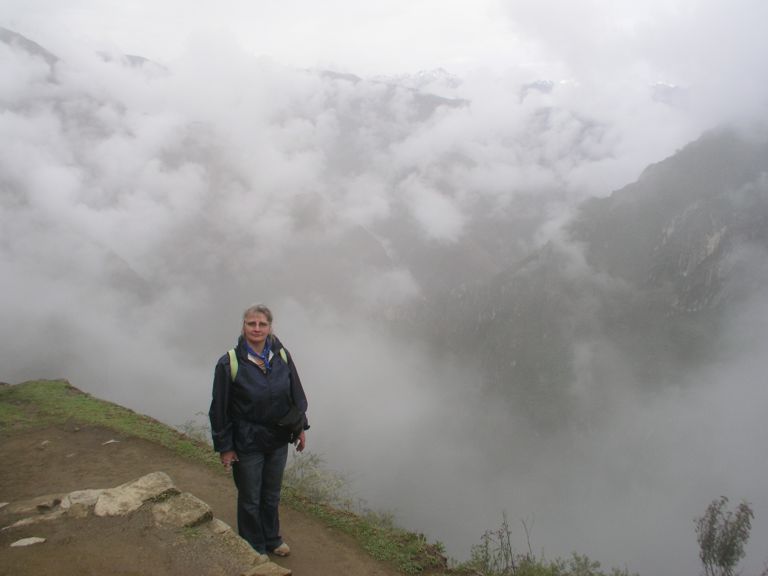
[227,349,238,382]
[228,347,288,382]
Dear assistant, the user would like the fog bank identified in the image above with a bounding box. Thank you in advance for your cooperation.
[2,17,768,576]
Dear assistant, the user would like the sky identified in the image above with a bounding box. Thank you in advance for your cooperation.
[3,0,767,86]
[2,2,768,575]
[6,1,543,74]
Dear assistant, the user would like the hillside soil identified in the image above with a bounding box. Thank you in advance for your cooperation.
[0,422,401,576]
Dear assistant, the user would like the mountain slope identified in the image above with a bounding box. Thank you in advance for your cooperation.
[426,128,768,429]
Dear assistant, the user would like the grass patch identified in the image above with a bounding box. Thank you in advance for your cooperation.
[0,379,219,469]
[0,397,34,428]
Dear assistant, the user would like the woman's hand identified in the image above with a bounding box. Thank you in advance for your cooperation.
[294,431,306,452]
[220,450,239,469]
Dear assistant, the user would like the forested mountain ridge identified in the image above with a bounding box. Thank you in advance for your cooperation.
[424,129,768,429]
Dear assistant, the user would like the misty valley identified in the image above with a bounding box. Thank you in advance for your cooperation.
[2,26,768,576]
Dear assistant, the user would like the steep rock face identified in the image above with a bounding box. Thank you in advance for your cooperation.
[429,129,768,429]
[569,129,768,381]
[573,129,768,303]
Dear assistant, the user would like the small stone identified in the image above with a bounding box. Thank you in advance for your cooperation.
[10,537,46,547]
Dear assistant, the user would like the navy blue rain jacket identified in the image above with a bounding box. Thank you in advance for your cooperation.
[209,334,309,454]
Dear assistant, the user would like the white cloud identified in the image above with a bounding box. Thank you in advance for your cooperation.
[336,173,392,227]
[399,175,465,242]
[354,267,420,309]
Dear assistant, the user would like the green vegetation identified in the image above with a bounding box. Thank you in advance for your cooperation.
[454,513,636,576]
[695,496,756,576]
[289,493,447,574]
[283,451,354,508]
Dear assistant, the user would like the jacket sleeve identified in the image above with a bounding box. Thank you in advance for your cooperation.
[286,350,310,431]
[208,356,235,453]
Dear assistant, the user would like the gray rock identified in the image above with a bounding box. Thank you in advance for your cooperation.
[94,471,179,517]
[61,489,104,510]
[61,488,104,518]
[216,525,270,565]
[208,518,233,534]
[152,492,212,528]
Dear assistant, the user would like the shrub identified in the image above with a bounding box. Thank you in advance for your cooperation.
[695,496,754,576]
[461,513,636,576]
[282,451,354,509]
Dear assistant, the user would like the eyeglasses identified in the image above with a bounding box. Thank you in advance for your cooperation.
[244,321,270,329]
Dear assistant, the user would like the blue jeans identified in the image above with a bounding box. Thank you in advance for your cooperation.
[232,445,288,553]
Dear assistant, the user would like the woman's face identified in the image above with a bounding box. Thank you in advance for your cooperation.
[243,312,271,349]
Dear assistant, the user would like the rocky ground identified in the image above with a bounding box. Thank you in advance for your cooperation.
[0,422,401,576]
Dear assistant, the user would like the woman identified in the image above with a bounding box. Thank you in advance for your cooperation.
[209,304,309,557]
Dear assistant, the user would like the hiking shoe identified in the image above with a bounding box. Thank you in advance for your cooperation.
[270,542,290,557]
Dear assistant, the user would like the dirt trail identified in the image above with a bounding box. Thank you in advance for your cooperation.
[0,422,401,576]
